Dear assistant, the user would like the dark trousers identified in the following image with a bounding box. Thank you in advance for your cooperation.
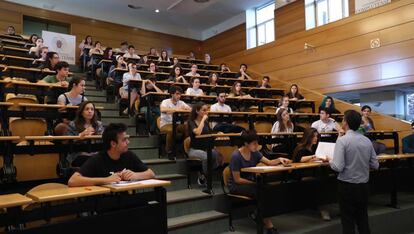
[338,180,371,234]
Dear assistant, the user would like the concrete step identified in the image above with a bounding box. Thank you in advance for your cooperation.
[100,109,120,116]
[101,116,134,125]
[167,189,213,218]
[156,173,187,192]
[168,210,228,234]
[95,102,118,109]
[143,158,186,175]
[87,95,107,103]
[129,147,159,160]
[85,89,106,97]
[128,135,159,148]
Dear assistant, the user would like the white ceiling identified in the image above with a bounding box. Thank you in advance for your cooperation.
[6,0,290,40]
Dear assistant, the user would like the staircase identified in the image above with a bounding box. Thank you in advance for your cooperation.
[83,79,229,234]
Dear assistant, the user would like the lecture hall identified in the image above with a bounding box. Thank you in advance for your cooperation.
[0,0,413,233]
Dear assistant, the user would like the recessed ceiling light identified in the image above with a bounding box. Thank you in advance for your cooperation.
[155,9,160,13]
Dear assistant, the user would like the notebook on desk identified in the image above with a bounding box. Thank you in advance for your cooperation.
[111,179,165,187]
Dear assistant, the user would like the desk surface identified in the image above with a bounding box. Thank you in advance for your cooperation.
[24,135,102,141]
[26,186,110,202]
[0,193,33,209]
[241,162,324,174]
[0,136,20,141]
[102,179,171,192]
[377,153,414,160]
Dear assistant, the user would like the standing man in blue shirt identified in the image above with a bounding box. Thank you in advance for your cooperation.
[328,110,379,234]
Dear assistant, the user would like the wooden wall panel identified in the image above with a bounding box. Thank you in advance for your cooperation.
[0,1,202,61]
[275,0,305,39]
[202,24,246,60]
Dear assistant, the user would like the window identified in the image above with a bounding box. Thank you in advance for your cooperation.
[246,2,275,49]
[305,0,349,30]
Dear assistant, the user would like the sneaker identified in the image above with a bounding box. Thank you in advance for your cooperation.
[197,174,206,186]
[248,211,257,224]
[266,227,279,234]
[320,210,331,221]
[122,108,128,115]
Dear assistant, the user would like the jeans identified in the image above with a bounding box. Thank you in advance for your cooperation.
[188,148,219,172]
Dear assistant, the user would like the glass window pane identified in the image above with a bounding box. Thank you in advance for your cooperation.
[247,27,257,49]
[316,0,328,26]
[305,4,316,30]
[265,20,275,43]
[305,0,315,4]
[329,0,343,23]
[343,0,349,17]
[256,3,275,25]
[257,24,266,46]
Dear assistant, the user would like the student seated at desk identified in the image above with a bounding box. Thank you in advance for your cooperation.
[187,51,196,60]
[66,101,104,166]
[96,47,114,80]
[160,86,191,154]
[220,63,231,72]
[319,96,340,114]
[402,122,414,153]
[39,51,60,71]
[271,109,294,153]
[123,45,140,59]
[257,76,271,89]
[207,73,219,96]
[117,41,129,54]
[140,75,163,134]
[185,64,201,77]
[27,34,38,47]
[204,53,212,65]
[140,55,149,65]
[166,65,187,83]
[186,77,204,96]
[79,35,93,64]
[148,47,159,57]
[227,81,251,98]
[5,25,21,37]
[228,130,291,234]
[311,108,338,133]
[286,84,304,100]
[188,102,222,186]
[359,105,386,154]
[171,57,179,67]
[120,62,142,115]
[237,64,252,80]
[68,123,154,187]
[276,95,293,114]
[57,76,87,106]
[210,92,246,133]
[148,62,157,73]
[88,41,104,67]
[292,127,331,221]
[107,55,127,86]
[158,50,170,62]
[39,61,71,103]
[32,47,48,67]
[29,37,43,57]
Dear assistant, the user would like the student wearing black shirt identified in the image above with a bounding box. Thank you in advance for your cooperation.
[236,64,252,80]
[286,84,304,100]
[68,123,154,186]
[292,128,320,163]
[187,102,221,186]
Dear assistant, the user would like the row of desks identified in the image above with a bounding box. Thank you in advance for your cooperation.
[0,179,170,233]
[239,153,414,234]
[196,131,400,194]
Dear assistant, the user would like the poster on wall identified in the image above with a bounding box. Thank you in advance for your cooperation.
[42,30,76,65]
[355,0,391,14]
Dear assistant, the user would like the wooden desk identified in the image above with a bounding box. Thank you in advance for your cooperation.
[27,186,109,202]
[1,54,35,67]
[241,162,323,174]
[0,193,32,209]
[1,45,30,57]
[0,34,25,41]
[103,179,171,192]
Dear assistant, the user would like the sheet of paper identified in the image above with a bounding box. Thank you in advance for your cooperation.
[315,142,336,159]
[111,179,164,187]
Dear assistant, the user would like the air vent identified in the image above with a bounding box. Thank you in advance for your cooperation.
[128,4,142,10]
[194,0,209,2]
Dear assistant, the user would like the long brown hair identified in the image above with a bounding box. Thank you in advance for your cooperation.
[230,81,244,96]
[292,127,319,159]
[276,109,292,132]
[74,101,99,133]
[190,102,206,121]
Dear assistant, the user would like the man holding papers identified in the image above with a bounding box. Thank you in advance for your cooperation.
[68,123,155,187]
[328,110,379,234]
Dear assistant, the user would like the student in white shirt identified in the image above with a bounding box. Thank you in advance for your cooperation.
[276,95,293,114]
[204,53,211,65]
[160,86,191,153]
[209,92,244,133]
[120,62,142,115]
[123,45,140,59]
[158,50,170,62]
[271,109,294,153]
[185,64,200,77]
[311,108,339,133]
[186,77,204,96]
[118,41,128,54]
